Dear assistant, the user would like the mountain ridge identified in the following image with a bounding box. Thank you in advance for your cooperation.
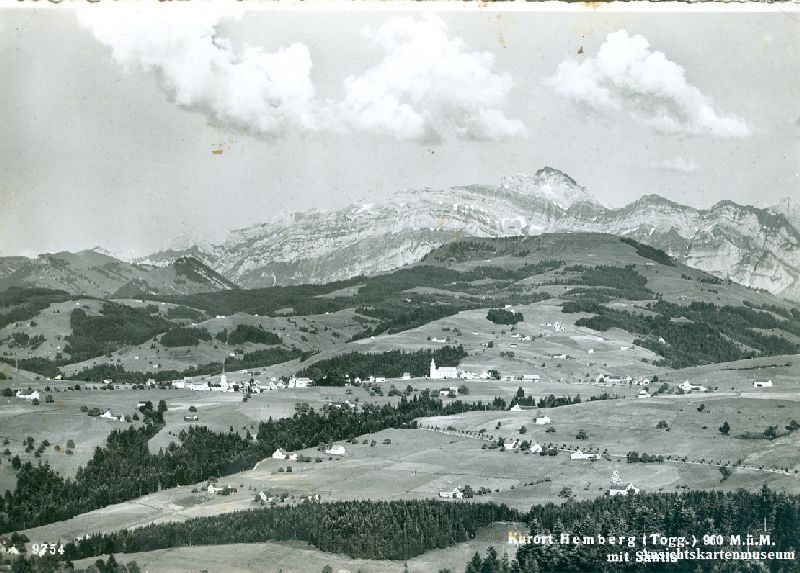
[135,169,800,302]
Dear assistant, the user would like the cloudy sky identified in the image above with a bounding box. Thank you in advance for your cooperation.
[1,4,798,258]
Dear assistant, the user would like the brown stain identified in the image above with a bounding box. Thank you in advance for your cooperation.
[498,31,506,49]
[577,46,584,55]
[582,2,604,9]
[211,149,223,155]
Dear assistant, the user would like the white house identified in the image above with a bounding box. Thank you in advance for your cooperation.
[637,390,651,399]
[430,359,458,380]
[534,415,551,425]
[570,450,599,461]
[402,372,412,380]
[257,491,274,503]
[754,380,773,388]
[16,390,39,401]
[324,445,346,456]
[439,389,452,397]
[459,371,476,380]
[522,374,540,381]
[207,483,224,494]
[438,488,464,499]
[509,404,523,412]
[679,380,707,393]
[101,410,125,422]
[529,443,543,454]
[375,377,386,383]
[171,380,186,389]
[272,448,289,460]
[609,483,640,496]
[188,381,209,391]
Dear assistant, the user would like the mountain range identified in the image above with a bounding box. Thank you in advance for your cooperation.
[3,167,798,302]
[139,167,800,302]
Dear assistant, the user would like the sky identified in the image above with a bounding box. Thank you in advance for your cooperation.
[1,4,798,259]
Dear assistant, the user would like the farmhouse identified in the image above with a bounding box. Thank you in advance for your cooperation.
[15,390,39,401]
[402,372,412,380]
[188,380,209,391]
[430,359,458,380]
[272,448,299,461]
[534,415,551,425]
[100,410,125,422]
[679,380,707,393]
[570,450,599,461]
[522,374,540,381]
[509,404,524,412]
[288,377,312,388]
[257,491,274,503]
[171,380,186,389]
[609,483,640,496]
[324,445,346,456]
[753,380,773,388]
[207,483,224,494]
[438,488,464,499]
[529,443,543,454]
[184,415,199,422]
[637,390,651,399]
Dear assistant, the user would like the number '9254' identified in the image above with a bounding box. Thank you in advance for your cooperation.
[31,542,65,556]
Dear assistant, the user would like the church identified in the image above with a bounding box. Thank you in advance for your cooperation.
[429,358,458,380]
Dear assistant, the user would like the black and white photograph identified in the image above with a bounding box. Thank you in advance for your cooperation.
[0,2,798,572]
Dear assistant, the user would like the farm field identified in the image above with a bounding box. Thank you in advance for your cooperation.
[19,356,800,545]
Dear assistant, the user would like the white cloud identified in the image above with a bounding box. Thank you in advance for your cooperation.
[546,30,750,138]
[78,10,525,143]
[78,5,317,137]
[650,157,699,173]
[335,14,526,141]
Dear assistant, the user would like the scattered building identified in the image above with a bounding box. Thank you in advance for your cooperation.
[753,380,773,388]
[402,372,412,380]
[570,450,599,461]
[534,415,551,425]
[637,390,651,399]
[100,410,125,422]
[15,389,40,401]
[438,487,464,499]
[184,415,199,422]
[609,483,640,496]
[509,404,523,412]
[324,445,346,456]
[529,443,543,454]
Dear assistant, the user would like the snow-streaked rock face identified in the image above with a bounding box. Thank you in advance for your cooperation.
[139,168,800,301]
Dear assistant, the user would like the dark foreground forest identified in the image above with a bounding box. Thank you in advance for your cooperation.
[7,489,797,573]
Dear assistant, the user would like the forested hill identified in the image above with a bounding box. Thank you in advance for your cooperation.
[2,234,800,382]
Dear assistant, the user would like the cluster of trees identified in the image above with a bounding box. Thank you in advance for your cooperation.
[296,346,467,386]
[165,305,205,321]
[63,500,519,562]
[0,391,502,533]
[223,346,307,371]
[555,265,654,301]
[160,326,211,347]
[66,362,223,384]
[8,554,141,573]
[66,303,171,362]
[537,394,582,408]
[513,487,799,572]
[225,324,282,346]
[565,299,800,369]
[619,237,675,266]
[0,287,71,329]
[626,451,665,463]
[487,308,523,325]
